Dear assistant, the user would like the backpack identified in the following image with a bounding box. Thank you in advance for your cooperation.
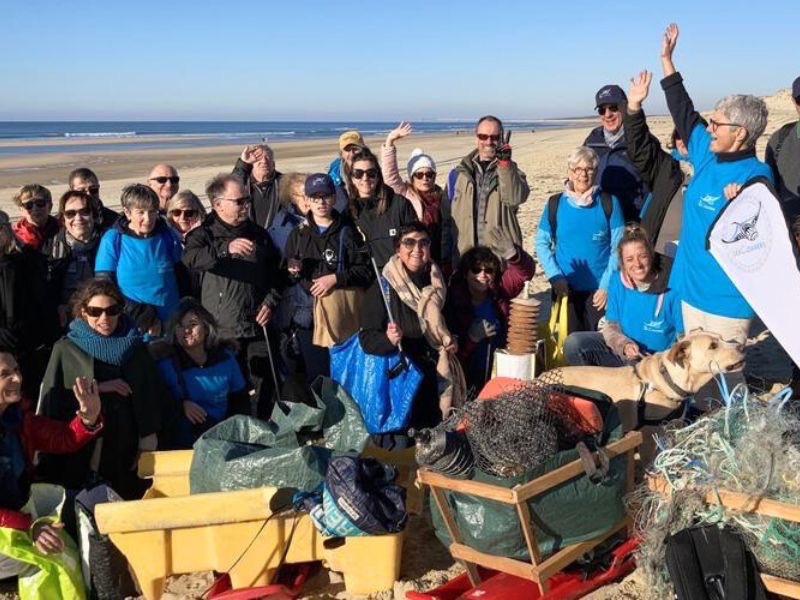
[547,191,613,246]
[770,122,794,165]
[665,524,767,600]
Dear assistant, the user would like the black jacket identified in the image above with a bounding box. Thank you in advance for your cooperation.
[283,211,372,292]
[584,126,649,222]
[351,185,416,269]
[624,109,685,255]
[0,248,56,353]
[232,159,283,229]
[47,228,101,307]
[183,213,280,339]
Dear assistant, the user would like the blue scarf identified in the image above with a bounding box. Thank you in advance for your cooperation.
[66,316,142,366]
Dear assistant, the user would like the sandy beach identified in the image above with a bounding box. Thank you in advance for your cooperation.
[0,90,797,600]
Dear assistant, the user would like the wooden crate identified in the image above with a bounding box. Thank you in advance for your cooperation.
[418,431,642,594]
[649,476,800,598]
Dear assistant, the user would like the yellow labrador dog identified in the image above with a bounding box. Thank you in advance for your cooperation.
[546,331,744,458]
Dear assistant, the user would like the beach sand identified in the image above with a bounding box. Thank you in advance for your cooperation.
[0,92,796,600]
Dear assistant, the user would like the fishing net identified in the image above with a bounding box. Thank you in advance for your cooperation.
[632,382,800,598]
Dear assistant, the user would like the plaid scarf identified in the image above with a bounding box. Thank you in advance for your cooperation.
[382,256,466,416]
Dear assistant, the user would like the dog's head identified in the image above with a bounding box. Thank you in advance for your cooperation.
[665,330,745,390]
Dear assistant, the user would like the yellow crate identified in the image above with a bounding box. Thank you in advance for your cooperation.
[96,451,403,599]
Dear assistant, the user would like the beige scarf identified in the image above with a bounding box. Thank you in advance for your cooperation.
[382,255,466,417]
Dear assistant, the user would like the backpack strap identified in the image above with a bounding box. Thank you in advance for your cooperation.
[772,122,794,165]
[336,226,347,274]
[547,193,561,245]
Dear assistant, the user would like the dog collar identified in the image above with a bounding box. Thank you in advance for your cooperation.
[658,362,693,399]
[632,362,687,428]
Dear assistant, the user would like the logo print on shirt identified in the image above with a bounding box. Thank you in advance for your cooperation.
[698,194,720,211]
[643,319,665,333]
[592,230,608,242]
[721,202,761,244]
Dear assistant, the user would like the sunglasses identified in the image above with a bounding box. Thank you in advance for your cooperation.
[21,199,49,211]
[84,304,122,318]
[149,176,180,185]
[476,133,501,142]
[400,237,431,249]
[170,208,198,219]
[220,196,251,207]
[470,265,497,275]
[64,208,92,219]
[413,171,436,180]
[352,168,378,180]
[597,105,620,116]
[309,194,335,203]
[709,118,743,133]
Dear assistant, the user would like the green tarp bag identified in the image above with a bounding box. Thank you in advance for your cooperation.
[190,376,369,493]
[431,387,629,559]
[0,484,86,600]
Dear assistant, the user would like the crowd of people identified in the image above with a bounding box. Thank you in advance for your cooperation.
[1,22,799,582]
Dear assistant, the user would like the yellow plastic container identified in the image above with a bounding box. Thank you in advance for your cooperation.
[95,451,403,599]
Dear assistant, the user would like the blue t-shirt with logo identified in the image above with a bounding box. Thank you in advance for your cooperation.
[670,123,773,318]
[605,274,684,354]
[535,191,625,291]
[157,350,247,422]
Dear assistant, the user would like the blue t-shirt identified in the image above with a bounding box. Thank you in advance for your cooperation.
[671,124,773,318]
[157,349,246,422]
[535,191,625,291]
[95,223,182,322]
[605,274,684,354]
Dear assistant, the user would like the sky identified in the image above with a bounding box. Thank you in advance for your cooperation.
[1,0,797,121]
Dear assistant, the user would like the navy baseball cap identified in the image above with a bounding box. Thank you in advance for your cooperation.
[793,76,800,101]
[304,173,335,197]
[595,84,627,109]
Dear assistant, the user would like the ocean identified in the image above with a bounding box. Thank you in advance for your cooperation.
[0,120,583,156]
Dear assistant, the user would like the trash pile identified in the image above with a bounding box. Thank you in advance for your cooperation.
[631,381,800,598]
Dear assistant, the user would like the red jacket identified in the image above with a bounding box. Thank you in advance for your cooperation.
[445,247,535,366]
[0,408,102,531]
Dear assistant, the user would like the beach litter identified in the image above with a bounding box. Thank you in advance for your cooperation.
[631,378,800,598]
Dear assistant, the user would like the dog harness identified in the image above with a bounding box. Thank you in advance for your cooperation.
[631,362,690,428]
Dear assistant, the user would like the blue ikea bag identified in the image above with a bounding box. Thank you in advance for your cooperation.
[329,333,422,433]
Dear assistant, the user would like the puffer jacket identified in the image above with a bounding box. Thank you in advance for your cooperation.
[182,212,280,338]
[446,150,529,260]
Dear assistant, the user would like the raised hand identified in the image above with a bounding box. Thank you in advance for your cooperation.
[240,145,263,164]
[385,121,413,146]
[661,23,679,76]
[73,376,101,426]
[627,70,653,112]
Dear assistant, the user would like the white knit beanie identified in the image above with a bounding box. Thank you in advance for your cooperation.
[406,148,436,179]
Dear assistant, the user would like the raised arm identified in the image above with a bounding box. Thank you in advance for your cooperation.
[659,23,704,150]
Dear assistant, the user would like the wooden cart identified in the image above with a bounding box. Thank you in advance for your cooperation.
[649,476,800,598]
[418,430,643,595]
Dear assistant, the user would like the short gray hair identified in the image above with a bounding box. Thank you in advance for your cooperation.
[120,183,159,212]
[715,94,768,149]
[566,146,599,170]
[167,190,207,218]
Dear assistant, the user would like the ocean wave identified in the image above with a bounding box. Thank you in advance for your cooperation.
[64,131,137,138]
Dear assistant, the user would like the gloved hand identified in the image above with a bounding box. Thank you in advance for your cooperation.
[468,319,498,343]
[549,276,570,297]
[485,227,516,259]
[496,142,512,164]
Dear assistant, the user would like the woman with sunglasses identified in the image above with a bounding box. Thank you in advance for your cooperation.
[95,184,183,335]
[37,279,172,499]
[535,146,625,333]
[382,122,449,267]
[564,224,683,367]
[152,298,248,446]
[360,222,464,449]
[49,190,103,328]
[11,184,60,254]
[344,147,415,268]
[166,190,206,242]
[445,228,535,391]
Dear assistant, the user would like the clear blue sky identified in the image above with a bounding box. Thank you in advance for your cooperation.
[2,0,796,121]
